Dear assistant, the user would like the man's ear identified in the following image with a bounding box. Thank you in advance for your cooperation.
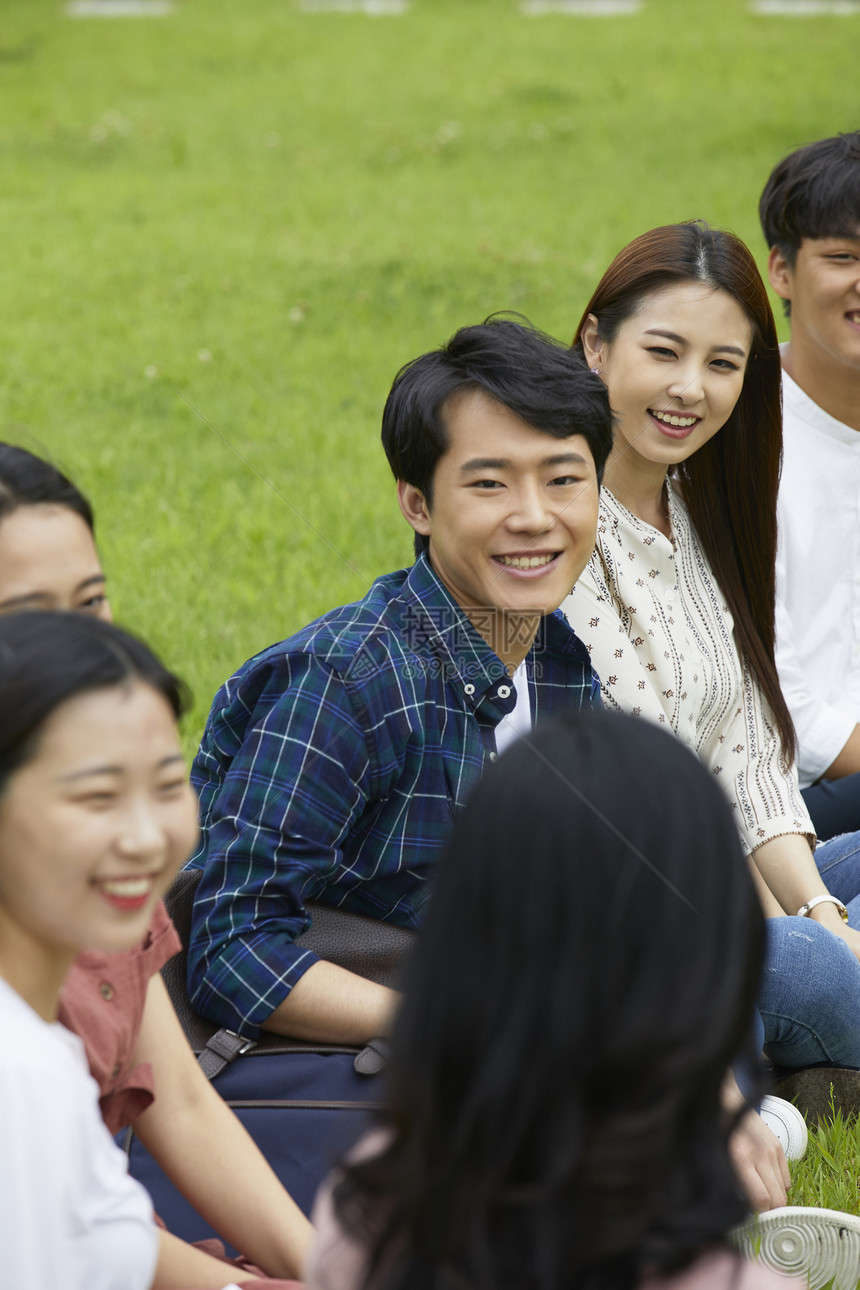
[397,480,432,535]
[580,314,605,373]
[767,246,793,303]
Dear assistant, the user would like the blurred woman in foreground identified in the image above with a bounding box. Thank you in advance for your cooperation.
[306,711,836,1290]
[0,445,311,1286]
[0,611,196,1287]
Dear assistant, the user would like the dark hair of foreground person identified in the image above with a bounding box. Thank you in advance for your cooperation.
[331,708,765,1290]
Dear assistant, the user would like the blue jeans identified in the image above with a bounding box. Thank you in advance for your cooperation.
[759,830,860,1068]
[802,772,860,842]
[735,1009,767,1101]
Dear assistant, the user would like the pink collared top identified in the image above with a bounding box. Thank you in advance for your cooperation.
[58,900,181,1135]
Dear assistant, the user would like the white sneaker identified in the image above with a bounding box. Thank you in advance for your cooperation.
[758,1094,808,1161]
[732,1206,860,1289]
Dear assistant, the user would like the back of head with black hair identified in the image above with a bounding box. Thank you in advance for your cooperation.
[759,131,860,265]
[0,611,188,793]
[381,317,613,558]
[0,443,95,532]
[333,709,764,1290]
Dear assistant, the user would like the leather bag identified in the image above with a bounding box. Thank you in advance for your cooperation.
[122,868,414,1235]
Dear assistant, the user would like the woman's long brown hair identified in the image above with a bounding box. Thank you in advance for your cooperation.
[573,221,795,765]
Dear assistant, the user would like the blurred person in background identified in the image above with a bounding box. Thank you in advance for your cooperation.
[0,444,312,1287]
[760,131,860,842]
[0,611,191,1289]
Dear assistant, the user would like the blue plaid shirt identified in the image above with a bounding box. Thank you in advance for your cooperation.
[187,555,600,1034]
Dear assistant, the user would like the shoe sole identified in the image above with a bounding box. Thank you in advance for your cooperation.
[759,1094,809,1161]
[732,1206,860,1289]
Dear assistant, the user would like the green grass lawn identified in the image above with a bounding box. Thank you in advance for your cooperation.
[790,1105,860,1215]
[1,0,857,743]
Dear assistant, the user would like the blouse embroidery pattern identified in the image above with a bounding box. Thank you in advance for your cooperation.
[561,484,812,855]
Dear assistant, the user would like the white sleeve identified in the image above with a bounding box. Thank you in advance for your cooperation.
[77,1090,158,1290]
[0,1062,83,1290]
[696,649,815,854]
[775,536,856,785]
[0,1048,157,1290]
[566,541,813,857]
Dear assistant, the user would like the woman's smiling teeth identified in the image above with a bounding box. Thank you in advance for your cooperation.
[495,553,558,569]
[649,410,699,428]
[97,877,153,898]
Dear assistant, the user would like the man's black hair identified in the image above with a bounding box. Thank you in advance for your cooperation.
[381,316,613,557]
[759,131,860,266]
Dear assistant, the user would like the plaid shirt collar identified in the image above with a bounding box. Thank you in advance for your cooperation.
[400,554,582,724]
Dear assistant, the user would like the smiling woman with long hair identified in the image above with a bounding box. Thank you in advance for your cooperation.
[561,222,860,1090]
[305,711,805,1290]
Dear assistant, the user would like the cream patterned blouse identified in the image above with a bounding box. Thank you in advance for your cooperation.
[562,482,813,856]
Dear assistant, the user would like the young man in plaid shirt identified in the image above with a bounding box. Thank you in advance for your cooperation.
[187,318,612,1044]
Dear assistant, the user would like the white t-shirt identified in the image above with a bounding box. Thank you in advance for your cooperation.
[494,659,532,757]
[775,366,860,787]
[0,975,157,1290]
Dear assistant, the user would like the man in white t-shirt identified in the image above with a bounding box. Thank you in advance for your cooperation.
[760,131,860,840]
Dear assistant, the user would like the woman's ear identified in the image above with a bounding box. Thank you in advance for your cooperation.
[580,314,605,374]
[397,480,432,536]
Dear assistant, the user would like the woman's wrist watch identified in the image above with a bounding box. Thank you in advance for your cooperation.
[796,893,849,923]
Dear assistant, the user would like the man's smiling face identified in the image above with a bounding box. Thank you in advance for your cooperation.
[397,388,599,663]
[769,232,860,375]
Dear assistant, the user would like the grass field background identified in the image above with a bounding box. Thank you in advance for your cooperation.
[2,0,860,1218]
[0,0,857,746]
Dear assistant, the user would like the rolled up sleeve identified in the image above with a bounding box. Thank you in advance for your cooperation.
[187,652,373,1035]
